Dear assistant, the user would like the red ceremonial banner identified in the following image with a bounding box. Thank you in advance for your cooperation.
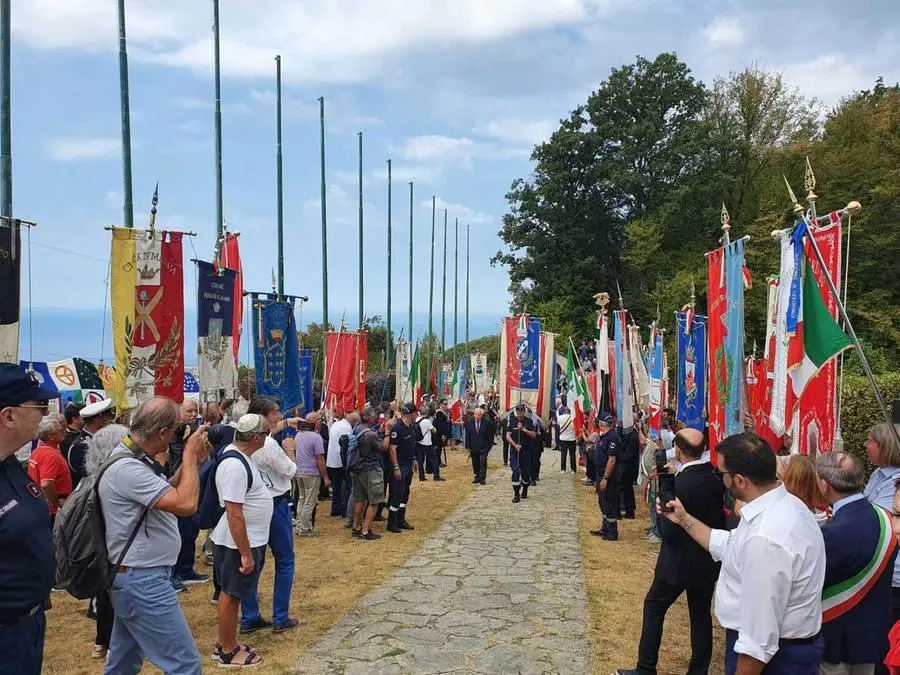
[220,233,243,366]
[706,247,726,463]
[325,331,367,413]
[796,218,841,455]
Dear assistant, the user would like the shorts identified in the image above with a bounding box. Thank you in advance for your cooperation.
[212,544,266,601]
[352,468,386,505]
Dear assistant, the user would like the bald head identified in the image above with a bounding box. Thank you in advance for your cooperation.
[674,428,705,459]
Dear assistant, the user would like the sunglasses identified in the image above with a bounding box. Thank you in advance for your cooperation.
[713,467,736,481]
[14,400,51,415]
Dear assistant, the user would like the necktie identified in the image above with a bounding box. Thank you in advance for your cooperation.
[476,422,480,434]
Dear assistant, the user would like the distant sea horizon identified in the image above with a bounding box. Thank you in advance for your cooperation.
[18,307,505,368]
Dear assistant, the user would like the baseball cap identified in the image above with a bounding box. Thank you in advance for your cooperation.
[515,403,527,411]
[599,412,613,424]
[0,363,60,407]
[401,402,417,415]
[235,413,268,435]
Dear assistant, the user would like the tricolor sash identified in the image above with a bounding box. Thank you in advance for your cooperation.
[822,504,897,622]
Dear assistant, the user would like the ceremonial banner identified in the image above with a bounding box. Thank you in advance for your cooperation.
[648,332,664,440]
[675,312,707,431]
[440,363,452,398]
[111,229,185,409]
[394,341,413,403]
[566,343,593,433]
[499,314,540,414]
[183,369,200,401]
[595,313,612,414]
[47,358,81,391]
[219,233,243,366]
[252,294,302,413]
[197,261,238,403]
[471,353,489,393]
[771,233,797,437]
[795,218,843,455]
[724,239,747,439]
[706,247,727,459]
[97,364,118,399]
[757,278,783,449]
[409,344,422,408]
[299,349,314,414]
[450,355,468,422]
[614,311,626,418]
[629,324,650,410]
[620,320,634,428]
[0,222,20,363]
[429,352,438,398]
[324,330,367,413]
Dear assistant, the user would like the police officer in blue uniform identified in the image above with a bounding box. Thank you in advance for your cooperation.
[0,363,60,674]
[386,403,418,534]
[506,403,537,503]
[591,412,622,541]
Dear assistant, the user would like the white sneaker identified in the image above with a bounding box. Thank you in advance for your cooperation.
[560,470,567,474]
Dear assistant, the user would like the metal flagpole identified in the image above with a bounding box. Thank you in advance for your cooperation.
[428,196,436,378]
[782,176,900,451]
[357,132,363,328]
[116,0,134,228]
[465,224,470,354]
[319,96,328,329]
[386,159,392,350]
[0,0,10,223]
[212,0,223,248]
[453,217,459,360]
[408,181,413,341]
[441,208,447,353]
[275,56,284,297]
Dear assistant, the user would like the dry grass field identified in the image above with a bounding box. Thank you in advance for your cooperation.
[573,473,726,675]
[43,447,487,674]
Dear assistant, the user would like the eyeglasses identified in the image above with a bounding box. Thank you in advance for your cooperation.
[713,467,736,481]
[13,401,51,415]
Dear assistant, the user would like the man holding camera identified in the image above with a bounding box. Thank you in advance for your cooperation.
[616,428,725,675]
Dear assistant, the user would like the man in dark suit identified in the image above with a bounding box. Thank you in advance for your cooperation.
[816,451,897,675]
[616,428,724,675]
[434,399,451,467]
[465,407,493,485]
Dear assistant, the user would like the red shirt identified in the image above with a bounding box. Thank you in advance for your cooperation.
[27,443,73,515]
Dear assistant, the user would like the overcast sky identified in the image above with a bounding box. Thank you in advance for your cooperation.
[10,0,900,347]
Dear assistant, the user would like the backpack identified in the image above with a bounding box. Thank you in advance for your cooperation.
[412,417,426,444]
[52,451,150,600]
[347,428,375,473]
[194,449,254,530]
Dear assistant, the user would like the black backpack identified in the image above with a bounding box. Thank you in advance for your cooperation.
[52,451,150,600]
[413,418,426,443]
[194,449,254,530]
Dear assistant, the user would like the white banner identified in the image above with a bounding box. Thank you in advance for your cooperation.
[394,341,413,403]
[470,353,489,393]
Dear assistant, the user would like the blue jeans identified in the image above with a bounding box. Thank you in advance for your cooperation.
[174,515,199,578]
[0,607,45,675]
[241,498,294,626]
[328,467,346,516]
[106,566,201,675]
[648,487,661,537]
[725,629,823,675]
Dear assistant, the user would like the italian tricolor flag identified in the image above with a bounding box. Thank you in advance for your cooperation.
[788,255,852,401]
[410,343,422,408]
[566,343,593,433]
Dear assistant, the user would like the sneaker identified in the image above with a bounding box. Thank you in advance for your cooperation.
[172,578,186,594]
[178,571,210,586]
[589,529,606,537]
[648,533,662,544]
[512,495,521,503]
[360,531,382,540]
[344,518,353,529]
[351,528,363,538]
[273,618,301,633]
[583,480,596,487]
[560,470,567,474]
[91,645,108,659]
[239,617,273,634]
[433,476,446,481]
[211,591,220,605]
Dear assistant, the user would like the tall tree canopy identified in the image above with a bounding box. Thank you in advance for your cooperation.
[494,54,900,370]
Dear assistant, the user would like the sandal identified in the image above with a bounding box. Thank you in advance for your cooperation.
[218,644,261,668]
[211,643,251,662]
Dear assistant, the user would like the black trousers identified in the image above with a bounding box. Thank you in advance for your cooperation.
[585,448,597,482]
[559,441,576,471]
[502,431,509,465]
[599,476,620,519]
[388,465,413,510]
[637,577,715,675]
[469,449,479,476]
[618,461,638,516]
[95,591,114,648]
[530,447,543,482]
[476,451,489,482]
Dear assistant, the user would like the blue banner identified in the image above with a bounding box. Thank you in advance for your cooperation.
[299,348,314,415]
[251,294,302,414]
[514,317,541,389]
[197,262,236,339]
[649,333,663,441]
[724,239,746,437]
[676,312,707,431]
[614,311,625,417]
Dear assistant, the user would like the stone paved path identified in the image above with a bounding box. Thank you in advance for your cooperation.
[296,449,592,675]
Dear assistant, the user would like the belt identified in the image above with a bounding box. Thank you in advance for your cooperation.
[0,603,42,629]
[779,634,820,647]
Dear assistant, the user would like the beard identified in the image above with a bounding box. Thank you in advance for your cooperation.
[727,484,744,503]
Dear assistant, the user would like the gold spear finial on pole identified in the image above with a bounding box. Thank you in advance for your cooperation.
[720,203,731,244]
[615,281,624,309]
[783,174,804,216]
[804,156,818,206]
[592,292,610,310]
[690,276,696,307]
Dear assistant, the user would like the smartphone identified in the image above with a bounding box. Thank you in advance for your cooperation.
[658,472,676,514]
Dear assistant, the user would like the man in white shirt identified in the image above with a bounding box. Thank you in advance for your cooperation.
[557,406,577,473]
[239,397,301,634]
[664,432,826,675]
[414,408,443,482]
[210,414,273,668]
[327,412,353,517]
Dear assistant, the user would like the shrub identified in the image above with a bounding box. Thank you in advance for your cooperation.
[838,372,900,471]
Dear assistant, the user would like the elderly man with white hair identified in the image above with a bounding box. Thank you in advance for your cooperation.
[27,414,71,520]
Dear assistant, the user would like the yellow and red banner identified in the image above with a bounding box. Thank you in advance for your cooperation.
[111,228,185,409]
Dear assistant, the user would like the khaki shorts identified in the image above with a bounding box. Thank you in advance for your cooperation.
[352,468,385,505]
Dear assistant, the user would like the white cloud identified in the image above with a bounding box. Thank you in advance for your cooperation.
[781,53,890,106]
[423,197,494,226]
[703,17,745,47]
[397,135,479,168]
[14,1,625,83]
[46,137,120,161]
[475,117,557,146]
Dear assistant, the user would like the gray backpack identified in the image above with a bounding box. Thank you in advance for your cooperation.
[52,451,149,600]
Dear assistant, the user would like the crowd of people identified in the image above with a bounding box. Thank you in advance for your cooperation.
[5,356,900,675]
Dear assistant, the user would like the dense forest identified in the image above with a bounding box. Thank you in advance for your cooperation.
[492,53,900,373]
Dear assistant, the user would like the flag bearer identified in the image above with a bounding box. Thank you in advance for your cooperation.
[506,403,537,503]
